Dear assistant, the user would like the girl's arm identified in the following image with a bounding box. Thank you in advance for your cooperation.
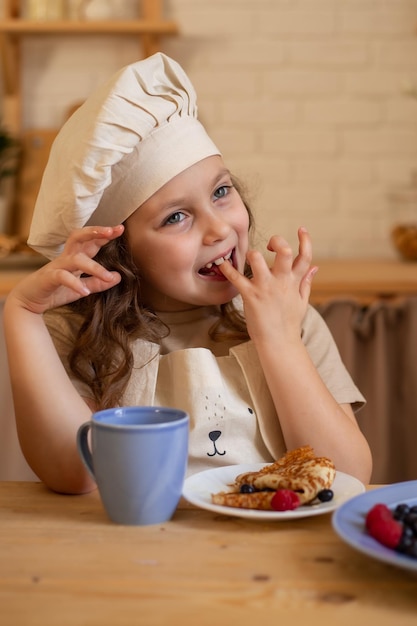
[3,225,124,494]
[220,227,372,485]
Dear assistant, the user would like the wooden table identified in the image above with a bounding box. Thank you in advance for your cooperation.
[1,482,416,625]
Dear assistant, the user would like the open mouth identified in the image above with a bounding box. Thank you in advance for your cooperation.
[198,249,234,277]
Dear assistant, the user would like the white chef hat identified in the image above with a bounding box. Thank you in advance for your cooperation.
[28,53,220,259]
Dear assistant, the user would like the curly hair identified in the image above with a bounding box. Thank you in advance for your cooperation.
[66,177,254,410]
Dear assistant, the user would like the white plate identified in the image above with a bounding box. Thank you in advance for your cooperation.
[183,463,365,520]
[332,481,417,573]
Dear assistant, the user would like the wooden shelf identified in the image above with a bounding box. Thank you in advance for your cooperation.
[0,19,178,36]
[0,0,179,238]
[0,0,179,119]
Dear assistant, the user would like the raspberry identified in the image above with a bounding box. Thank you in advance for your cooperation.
[365,503,403,549]
[365,503,392,530]
[271,489,300,511]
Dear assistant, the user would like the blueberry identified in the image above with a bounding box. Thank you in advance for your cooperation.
[405,540,417,558]
[404,513,417,529]
[240,483,256,494]
[403,526,414,540]
[317,489,334,502]
[397,532,414,554]
[393,503,410,521]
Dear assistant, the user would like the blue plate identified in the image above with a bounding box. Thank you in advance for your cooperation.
[332,481,417,573]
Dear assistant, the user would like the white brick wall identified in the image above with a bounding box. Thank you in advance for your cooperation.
[2,0,417,259]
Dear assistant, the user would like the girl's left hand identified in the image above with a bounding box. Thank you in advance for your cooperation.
[219,227,318,345]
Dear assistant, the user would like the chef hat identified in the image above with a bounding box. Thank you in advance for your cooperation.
[28,53,220,259]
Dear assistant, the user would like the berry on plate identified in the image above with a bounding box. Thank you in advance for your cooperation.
[365,503,403,549]
[271,489,300,512]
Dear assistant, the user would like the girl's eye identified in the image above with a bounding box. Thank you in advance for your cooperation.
[164,211,186,225]
[213,185,233,200]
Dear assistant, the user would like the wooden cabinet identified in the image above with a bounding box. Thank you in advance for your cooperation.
[0,0,178,237]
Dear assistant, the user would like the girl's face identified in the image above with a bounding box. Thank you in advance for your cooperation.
[125,155,250,311]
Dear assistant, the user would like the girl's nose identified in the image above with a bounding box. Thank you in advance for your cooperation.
[202,213,231,244]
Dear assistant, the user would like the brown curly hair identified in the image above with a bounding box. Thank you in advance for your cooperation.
[66,177,254,409]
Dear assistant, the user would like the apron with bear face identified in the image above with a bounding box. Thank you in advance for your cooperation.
[154,347,274,476]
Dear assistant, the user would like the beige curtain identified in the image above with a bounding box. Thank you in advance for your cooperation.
[317,297,417,485]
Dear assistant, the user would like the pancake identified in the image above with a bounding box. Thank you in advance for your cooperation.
[211,446,336,509]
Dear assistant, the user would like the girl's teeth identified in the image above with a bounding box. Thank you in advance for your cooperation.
[208,251,232,268]
[211,252,232,267]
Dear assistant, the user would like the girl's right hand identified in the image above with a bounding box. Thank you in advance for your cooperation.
[11,225,124,314]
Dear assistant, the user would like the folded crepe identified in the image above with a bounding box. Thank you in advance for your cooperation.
[211,446,336,509]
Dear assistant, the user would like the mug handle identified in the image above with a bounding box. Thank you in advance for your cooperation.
[76,422,96,481]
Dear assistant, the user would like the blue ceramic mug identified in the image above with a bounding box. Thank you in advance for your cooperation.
[77,406,189,525]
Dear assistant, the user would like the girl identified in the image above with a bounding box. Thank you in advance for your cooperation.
[4,54,372,494]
